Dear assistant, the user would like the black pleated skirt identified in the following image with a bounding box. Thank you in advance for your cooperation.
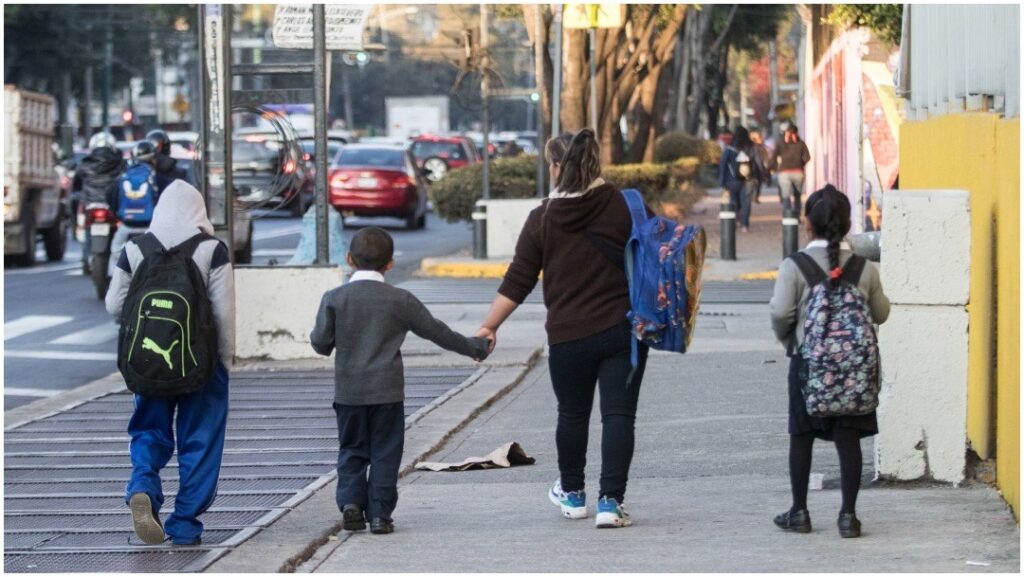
[788,355,878,440]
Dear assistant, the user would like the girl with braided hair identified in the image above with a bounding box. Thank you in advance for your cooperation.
[769,184,891,538]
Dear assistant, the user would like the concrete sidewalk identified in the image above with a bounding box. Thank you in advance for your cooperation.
[300,303,1019,573]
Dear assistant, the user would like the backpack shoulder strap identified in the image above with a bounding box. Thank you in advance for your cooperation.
[173,230,217,259]
[584,231,624,270]
[841,254,867,285]
[620,189,648,230]
[788,251,827,287]
[134,233,165,260]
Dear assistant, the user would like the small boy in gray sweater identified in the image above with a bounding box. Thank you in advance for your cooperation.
[310,227,491,535]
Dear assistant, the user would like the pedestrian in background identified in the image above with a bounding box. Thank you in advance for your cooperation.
[768,185,890,538]
[775,124,811,216]
[750,130,773,204]
[106,180,235,546]
[719,126,763,232]
[310,227,490,535]
[476,128,653,529]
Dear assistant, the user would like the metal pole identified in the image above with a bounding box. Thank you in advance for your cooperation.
[341,62,354,130]
[535,5,546,197]
[313,4,330,265]
[199,4,233,257]
[720,200,736,261]
[481,3,491,200]
[472,202,488,259]
[102,5,113,131]
[782,207,800,259]
[84,66,94,138]
[588,26,597,130]
[551,5,563,137]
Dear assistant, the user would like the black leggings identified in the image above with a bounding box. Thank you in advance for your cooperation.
[548,322,648,503]
[789,428,863,515]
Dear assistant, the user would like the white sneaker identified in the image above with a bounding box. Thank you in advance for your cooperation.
[595,497,632,528]
[548,479,587,519]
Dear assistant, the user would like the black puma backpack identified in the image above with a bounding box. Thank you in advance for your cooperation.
[117,232,218,396]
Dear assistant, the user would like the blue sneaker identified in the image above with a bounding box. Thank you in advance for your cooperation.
[595,497,632,528]
[548,479,587,519]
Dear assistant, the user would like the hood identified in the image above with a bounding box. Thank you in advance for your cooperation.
[80,148,125,176]
[148,180,215,249]
[543,181,617,233]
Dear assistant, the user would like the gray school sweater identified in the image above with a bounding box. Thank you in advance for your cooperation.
[769,242,891,353]
[310,278,490,405]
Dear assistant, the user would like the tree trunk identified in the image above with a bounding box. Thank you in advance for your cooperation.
[560,28,588,133]
[685,9,711,136]
[522,5,554,140]
[675,13,695,133]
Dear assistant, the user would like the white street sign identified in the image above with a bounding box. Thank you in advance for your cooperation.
[272,5,373,51]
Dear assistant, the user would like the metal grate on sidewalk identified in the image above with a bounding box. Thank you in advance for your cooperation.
[399,278,775,305]
[4,367,481,573]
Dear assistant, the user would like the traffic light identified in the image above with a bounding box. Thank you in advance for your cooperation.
[122,109,134,125]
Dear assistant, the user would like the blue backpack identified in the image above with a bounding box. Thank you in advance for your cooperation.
[621,189,707,367]
[117,163,158,225]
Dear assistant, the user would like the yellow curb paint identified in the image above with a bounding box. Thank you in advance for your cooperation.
[420,260,510,279]
[739,271,778,281]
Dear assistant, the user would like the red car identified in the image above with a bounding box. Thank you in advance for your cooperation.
[409,135,479,183]
[329,144,430,230]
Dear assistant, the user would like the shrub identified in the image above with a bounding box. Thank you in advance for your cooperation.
[654,131,721,165]
[431,155,540,222]
[601,163,673,203]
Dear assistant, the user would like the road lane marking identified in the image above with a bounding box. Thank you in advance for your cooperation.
[4,263,81,276]
[4,316,74,341]
[50,323,119,346]
[5,350,117,361]
[4,387,61,398]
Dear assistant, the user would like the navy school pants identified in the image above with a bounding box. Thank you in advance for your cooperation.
[334,402,405,522]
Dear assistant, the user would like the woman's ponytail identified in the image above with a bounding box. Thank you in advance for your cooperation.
[806,184,852,292]
[554,128,601,194]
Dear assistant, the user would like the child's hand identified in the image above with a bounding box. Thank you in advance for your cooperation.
[474,327,497,353]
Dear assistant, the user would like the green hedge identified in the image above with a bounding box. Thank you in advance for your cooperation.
[431,155,704,222]
[653,131,721,165]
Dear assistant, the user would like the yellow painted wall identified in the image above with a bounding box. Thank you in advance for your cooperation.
[901,114,997,459]
[995,119,1020,519]
[900,113,1019,518]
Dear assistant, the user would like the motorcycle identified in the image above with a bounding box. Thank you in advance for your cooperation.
[84,203,145,300]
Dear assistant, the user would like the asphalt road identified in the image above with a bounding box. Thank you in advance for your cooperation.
[3,210,471,410]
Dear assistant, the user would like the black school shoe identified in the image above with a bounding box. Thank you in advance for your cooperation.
[370,517,394,534]
[342,505,366,531]
[773,509,812,533]
[837,513,862,538]
[129,492,166,545]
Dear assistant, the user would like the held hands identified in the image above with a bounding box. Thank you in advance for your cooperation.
[474,327,497,359]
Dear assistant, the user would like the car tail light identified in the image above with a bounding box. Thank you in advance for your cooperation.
[303,153,311,161]
[390,175,411,189]
[330,172,349,189]
[283,159,296,174]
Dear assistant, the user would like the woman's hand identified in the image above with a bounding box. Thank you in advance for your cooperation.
[475,327,497,353]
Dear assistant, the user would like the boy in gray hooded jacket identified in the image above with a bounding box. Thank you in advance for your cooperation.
[106,180,235,547]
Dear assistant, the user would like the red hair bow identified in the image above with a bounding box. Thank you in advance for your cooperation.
[830,267,843,280]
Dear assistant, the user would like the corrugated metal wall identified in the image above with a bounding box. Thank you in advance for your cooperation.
[907,5,1020,118]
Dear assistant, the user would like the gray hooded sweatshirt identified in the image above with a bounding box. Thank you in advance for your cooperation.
[105,180,236,362]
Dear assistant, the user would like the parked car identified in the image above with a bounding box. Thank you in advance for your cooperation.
[328,144,429,230]
[409,134,478,183]
[231,135,304,214]
[176,158,254,264]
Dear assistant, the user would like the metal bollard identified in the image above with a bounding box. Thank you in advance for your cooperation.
[720,201,737,261]
[782,208,800,259]
[472,201,488,260]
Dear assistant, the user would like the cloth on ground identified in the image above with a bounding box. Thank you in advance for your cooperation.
[414,442,535,472]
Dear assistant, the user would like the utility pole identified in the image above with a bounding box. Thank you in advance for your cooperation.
[313,4,330,264]
[551,5,562,137]
[341,61,354,130]
[84,66,94,139]
[102,5,113,131]
[481,3,490,200]
[534,4,546,197]
[768,40,779,137]
[587,6,598,130]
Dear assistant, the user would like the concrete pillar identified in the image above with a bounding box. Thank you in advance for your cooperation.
[876,190,971,484]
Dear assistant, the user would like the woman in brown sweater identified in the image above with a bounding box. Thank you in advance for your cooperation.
[476,129,652,529]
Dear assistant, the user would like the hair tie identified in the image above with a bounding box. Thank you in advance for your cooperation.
[830,267,843,280]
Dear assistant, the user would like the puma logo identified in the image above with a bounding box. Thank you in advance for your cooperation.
[142,337,179,370]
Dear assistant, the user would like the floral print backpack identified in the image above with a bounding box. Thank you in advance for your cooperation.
[790,253,880,417]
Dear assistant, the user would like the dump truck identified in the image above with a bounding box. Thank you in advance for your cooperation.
[4,86,67,266]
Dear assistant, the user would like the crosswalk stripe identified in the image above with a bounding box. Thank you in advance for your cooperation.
[49,323,119,346]
[252,249,296,257]
[4,316,74,341]
[5,350,117,361]
[4,387,61,398]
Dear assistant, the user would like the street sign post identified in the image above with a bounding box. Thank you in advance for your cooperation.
[563,4,624,130]
[272,4,373,51]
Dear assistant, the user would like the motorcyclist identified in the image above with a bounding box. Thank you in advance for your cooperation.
[106,140,159,279]
[74,132,126,272]
[146,129,190,188]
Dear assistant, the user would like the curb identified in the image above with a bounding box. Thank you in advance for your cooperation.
[738,270,778,281]
[204,349,543,574]
[420,257,510,279]
[4,371,125,431]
